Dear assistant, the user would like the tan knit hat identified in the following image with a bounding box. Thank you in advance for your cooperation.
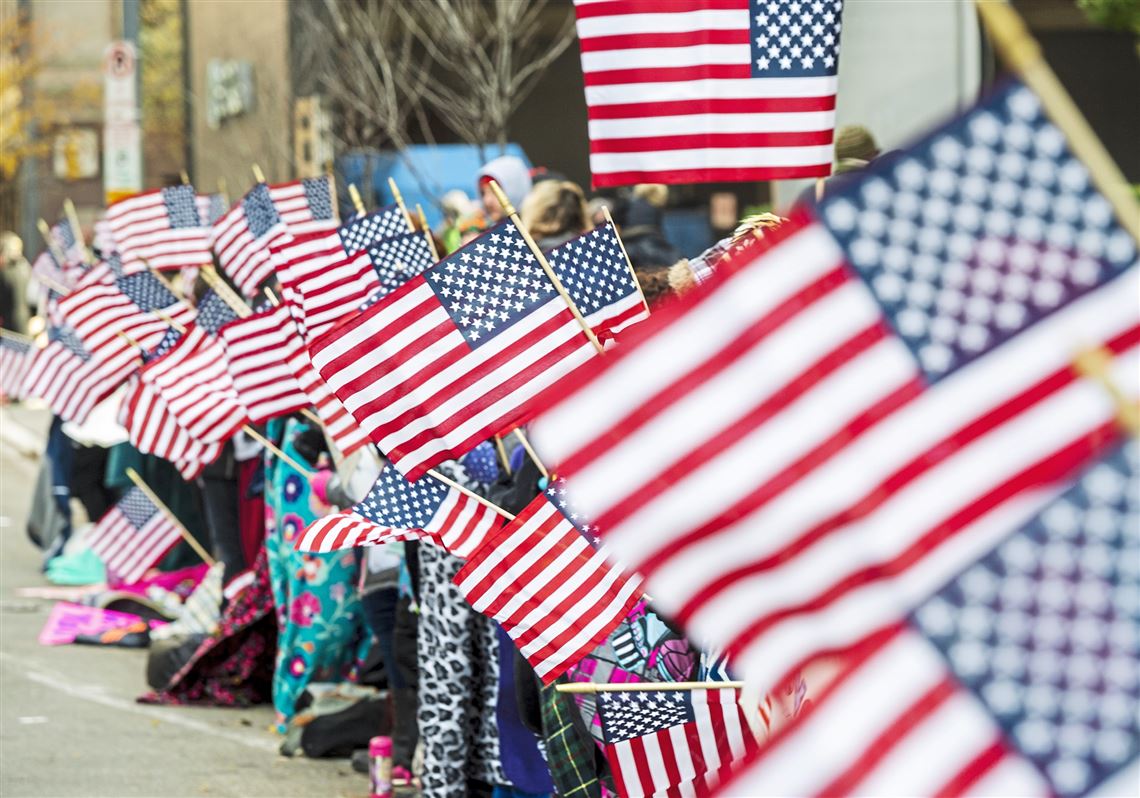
[834,125,879,163]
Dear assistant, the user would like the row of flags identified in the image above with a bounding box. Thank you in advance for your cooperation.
[2,4,1137,791]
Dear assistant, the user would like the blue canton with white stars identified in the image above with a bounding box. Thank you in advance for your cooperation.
[352,464,450,531]
[912,441,1139,798]
[750,0,843,78]
[546,223,639,318]
[599,690,693,745]
[144,328,182,364]
[1,337,31,358]
[423,223,557,349]
[545,479,601,546]
[116,273,178,312]
[339,206,410,255]
[301,177,335,221]
[194,290,239,336]
[368,232,436,296]
[242,183,282,239]
[161,184,203,229]
[52,218,76,252]
[819,81,1138,383]
[50,325,90,362]
[118,486,159,529]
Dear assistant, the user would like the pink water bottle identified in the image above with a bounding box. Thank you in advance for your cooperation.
[369,735,393,798]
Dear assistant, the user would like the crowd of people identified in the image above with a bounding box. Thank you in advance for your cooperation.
[4,128,894,794]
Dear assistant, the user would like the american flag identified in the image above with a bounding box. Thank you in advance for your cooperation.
[218,304,310,423]
[49,216,88,270]
[453,490,643,683]
[0,336,33,400]
[21,323,124,422]
[197,192,228,227]
[720,441,1138,797]
[598,687,757,798]
[272,230,380,338]
[269,177,339,234]
[120,374,223,480]
[574,0,843,187]
[546,222,649,341]
[338,205,412,256]
[212,182,291,297]
[279,300,371,457]
[140,291,248,444]
[105,184,211,270]
[62,267,193,355]
[308,221,601,481]
[297,461,502,556]
[366,231,437,297]
[86,486,184,584]
[530,81,1140,696]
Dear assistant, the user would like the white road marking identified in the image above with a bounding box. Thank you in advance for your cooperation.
[0,651,279,752]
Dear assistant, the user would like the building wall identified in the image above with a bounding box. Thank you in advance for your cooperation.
[185,0,291,196]
[18,0,114,242]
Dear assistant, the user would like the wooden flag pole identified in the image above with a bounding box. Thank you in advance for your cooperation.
[36,218,69,267]
[486,180,605,355]
[200,265,253,319]
[493,434,512,477]
[512,426,550,480]
[251,164,266,184]
[179,170,190,185]
[125,467,217,566]
[556,681,745,694]
[348,184,366,215]
[387,177,416,232]
[425,467,516,521]
[602,205,651,315]
[974,0,1139,242]
[242,425,318,478]
[217,177,229,206]
[1073,347,1140,436]
[415,203,439,261]
[63,199,90,265]
[33,272,71,297]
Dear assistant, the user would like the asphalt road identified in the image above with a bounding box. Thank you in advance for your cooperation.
[0,405,366,798]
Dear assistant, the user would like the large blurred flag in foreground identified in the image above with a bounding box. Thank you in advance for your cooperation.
[720,441,1138,797]
[531,80,1139,697]
[574,0,843,186]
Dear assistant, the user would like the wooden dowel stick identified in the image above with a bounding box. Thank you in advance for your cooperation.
[34,273,70,296]
[242,424,317,478]
[388,177,416,232]
[63,199,89,265]
[974,0,1138,242]
[426,468,516,521]
[556,681,745,694]
[1073,347,1140,436]
[179,170,190,185]
[416,204,439,261]
[125,467,216,566]
[0,328,33,343]
[814,176,826,202]
[487,180,604,355]
[513,427,549,480]
[217,177,229,206]
[154,311,186,334]
[252,164,266,184]
[200,266,252,318]
[493,434,512,477]
[602,205,651,315]
[37,218,69,267]
[348,184,366,215]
